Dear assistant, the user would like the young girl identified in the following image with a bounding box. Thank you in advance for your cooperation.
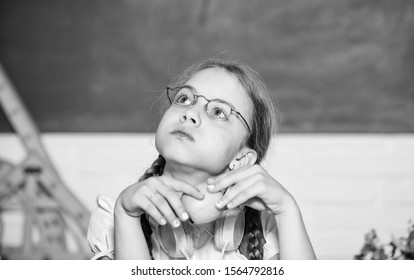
[87,58,316,260]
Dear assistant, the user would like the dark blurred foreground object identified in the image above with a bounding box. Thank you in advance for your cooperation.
[355,221,414,260]
[0,63,91,259]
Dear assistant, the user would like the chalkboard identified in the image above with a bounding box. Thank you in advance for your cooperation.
[1,0,413,132]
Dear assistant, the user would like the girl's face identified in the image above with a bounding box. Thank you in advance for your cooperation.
[155,67,252,175]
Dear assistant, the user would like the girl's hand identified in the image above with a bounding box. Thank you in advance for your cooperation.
[115,176,205,228]
[207,165,296,216]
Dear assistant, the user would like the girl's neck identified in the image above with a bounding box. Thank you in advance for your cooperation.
[163,161,212,186]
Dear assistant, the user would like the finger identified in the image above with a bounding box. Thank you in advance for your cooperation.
[129,188,167,225]
[226,187,264,209]
[207,164,254,183]
[215,175,259,209]
[161,176,205,200]
[156,186,190,222]
[142,201,167,226]
[206,168,243,186]
[149,192,181,228]
[207,165,258,193]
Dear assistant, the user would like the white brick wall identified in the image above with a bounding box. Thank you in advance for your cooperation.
[1,133,413,259]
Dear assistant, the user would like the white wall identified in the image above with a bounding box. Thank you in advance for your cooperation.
[1,133,413,259]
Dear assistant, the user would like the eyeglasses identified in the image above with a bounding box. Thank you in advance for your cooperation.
[166,85,251,133]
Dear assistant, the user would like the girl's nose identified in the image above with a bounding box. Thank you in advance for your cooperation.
[180,106,202,127]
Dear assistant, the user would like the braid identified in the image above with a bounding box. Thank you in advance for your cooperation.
[139,154,166,181]
[137,154,166,260]
[239,207,266,260]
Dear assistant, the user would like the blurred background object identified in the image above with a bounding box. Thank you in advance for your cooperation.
[354,221,414,260]
[0,0,413,259]
[0,0,413,133]
[0,63,90,259]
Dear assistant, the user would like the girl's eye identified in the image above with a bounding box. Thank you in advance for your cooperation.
[210,107,228,119]
[174,91,193,105]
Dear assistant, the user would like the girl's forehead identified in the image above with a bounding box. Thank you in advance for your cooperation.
[185,68,252,116]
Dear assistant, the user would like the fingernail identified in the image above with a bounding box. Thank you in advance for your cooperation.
[198,192,205,198]
[181,212,189,221]
[160,218,167,225]
[216,200,223,208]
[207,184,215,191]
[227,202,233,209]
[173,219,180,228]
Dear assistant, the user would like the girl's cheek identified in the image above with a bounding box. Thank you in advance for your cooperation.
[181,184,224,224]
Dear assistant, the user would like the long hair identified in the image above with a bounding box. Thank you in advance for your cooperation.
[141,58,279,259]
[138,154,166,260]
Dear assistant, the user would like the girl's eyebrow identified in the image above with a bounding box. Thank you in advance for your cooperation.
[182,84,237,109]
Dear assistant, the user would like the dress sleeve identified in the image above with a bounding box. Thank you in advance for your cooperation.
[261,210,279,260]
[87,195,116,260]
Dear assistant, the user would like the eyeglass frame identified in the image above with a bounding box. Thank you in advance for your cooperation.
[166,85,252,133]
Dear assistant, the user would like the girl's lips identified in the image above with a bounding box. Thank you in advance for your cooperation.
[171,129,195,141]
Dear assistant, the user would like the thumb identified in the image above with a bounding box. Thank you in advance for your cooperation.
[243,198,267,211]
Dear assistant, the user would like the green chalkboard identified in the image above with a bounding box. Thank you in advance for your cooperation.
[1,0,413,133]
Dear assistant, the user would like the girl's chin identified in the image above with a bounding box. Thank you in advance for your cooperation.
[181,183,224,224]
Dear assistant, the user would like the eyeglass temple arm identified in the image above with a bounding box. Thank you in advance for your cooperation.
[233,110,251,133]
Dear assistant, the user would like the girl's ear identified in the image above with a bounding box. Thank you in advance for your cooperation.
[229,148,258,170]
